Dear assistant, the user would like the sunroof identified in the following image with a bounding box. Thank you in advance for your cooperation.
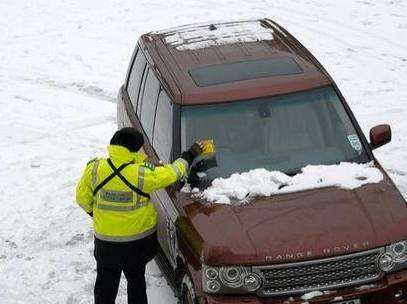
[189,57,303,87]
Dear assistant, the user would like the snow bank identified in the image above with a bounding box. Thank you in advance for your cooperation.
[164,20,274,51]
[200,162,383,205]
[301,290,324,300]
[300,290,336,301]
[355,284,376,291]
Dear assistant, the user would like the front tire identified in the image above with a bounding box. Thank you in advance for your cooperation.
[179,274,198,304]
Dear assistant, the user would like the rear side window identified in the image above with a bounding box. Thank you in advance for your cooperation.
[127,49,147,109]
[140,68,160,140]
[189,57,303,87]
[137,71,148,117]
[153,90,173,162]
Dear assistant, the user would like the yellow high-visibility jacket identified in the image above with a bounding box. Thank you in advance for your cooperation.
[76,144,188,242]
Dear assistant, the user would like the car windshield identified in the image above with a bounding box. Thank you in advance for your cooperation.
[181,86,370,187]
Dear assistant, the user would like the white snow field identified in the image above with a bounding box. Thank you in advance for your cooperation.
[1,0,407,303]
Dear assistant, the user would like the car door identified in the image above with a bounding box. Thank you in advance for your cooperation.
[137,68,179,266]
[126,55,179,267]
[152,89,179,267]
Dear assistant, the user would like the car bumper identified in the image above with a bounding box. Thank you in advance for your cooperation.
[197,270,407,304]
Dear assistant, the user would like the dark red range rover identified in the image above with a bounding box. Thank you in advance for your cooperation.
[117,19,407,304]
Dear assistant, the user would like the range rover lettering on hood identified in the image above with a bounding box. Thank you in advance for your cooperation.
[265,241,371,262]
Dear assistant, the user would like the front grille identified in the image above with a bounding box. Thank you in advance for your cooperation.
[253,248,384,297]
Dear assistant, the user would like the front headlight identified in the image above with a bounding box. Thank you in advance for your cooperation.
[378,240,407,273]
[202,265,262,294]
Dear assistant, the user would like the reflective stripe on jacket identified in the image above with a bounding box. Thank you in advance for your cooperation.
[76,144,188,242]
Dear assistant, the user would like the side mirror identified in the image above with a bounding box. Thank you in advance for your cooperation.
[370,124,391,150]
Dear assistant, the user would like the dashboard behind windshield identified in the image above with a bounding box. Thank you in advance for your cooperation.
[181,86,370,185]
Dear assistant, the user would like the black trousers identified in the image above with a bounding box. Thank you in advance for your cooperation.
[94,232,158,304]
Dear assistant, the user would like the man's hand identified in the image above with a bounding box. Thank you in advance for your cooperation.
[189,141,204,157]
[181,141,204,166]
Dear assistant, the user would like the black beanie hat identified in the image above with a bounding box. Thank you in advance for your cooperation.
[110,128,144,152]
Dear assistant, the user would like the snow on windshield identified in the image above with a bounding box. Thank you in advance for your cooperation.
[163,20,274,51]
[194,162,383,205]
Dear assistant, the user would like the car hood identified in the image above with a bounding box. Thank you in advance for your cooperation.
[181,172,407,266]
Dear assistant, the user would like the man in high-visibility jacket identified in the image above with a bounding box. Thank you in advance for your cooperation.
[76,127,203,304]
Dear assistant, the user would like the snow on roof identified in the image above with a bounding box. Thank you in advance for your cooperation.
[161,20,274,51]
[196,162,383,205]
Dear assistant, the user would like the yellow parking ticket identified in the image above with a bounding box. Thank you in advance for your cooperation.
[201,139,215,155]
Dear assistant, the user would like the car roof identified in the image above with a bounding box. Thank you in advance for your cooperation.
[140,18,331,105]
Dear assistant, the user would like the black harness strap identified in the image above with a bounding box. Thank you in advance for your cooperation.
[107,159,150,199]
[92,159,151,199]
[93,160,132,196]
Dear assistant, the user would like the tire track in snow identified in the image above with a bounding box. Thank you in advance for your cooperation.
[272,13,406,71]
[270,3,407,53]
[0,114,115,149]
[8,74,117,103]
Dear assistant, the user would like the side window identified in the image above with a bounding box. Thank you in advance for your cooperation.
[137,70,148,117]
[127,48,147,110]
[153,90,173,162]
[140,68,160,140]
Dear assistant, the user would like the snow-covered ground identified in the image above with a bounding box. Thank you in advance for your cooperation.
[1,0,406,303]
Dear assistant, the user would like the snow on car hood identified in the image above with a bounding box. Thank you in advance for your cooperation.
[197,162,383,204]
[184,177,407,266]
